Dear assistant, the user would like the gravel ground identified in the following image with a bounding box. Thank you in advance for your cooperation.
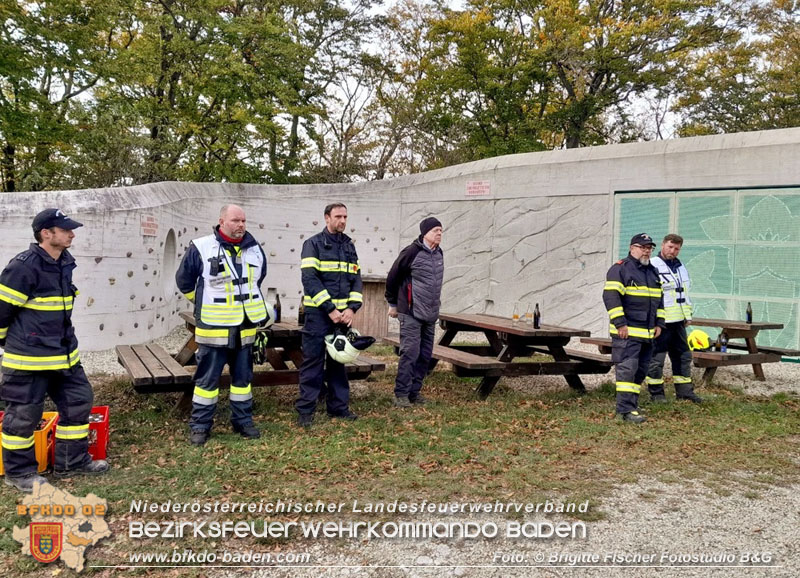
[216,476,800,578]
[81,327,799,577]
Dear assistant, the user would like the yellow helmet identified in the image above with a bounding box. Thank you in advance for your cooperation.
[687,329,711,351]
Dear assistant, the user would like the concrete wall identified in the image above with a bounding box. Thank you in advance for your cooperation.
[2,127,799,350]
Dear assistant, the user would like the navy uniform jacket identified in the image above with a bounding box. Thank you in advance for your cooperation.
[300,229,363,314]
[0,244,81,372]
[603,254,665,342]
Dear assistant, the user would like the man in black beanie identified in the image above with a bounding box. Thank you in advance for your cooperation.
[385,217,444,407]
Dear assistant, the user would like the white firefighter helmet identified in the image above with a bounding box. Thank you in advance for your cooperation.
[324,328,376,364]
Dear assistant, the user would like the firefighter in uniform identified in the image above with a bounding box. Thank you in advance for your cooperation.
[295,203,363,427]
[0,209,109,493]
[603,233,665,423]
[176,204,269,446]
[646,234,702,403]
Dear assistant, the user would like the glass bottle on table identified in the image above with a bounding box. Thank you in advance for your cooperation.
[720,332,728,353]
[512,303,520,326]
[533,303,541,329]
[746,302,753,324]
[274,293,282,323]
[524,303,533,325]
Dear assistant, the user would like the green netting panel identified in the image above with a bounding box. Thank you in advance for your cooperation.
[616,196,671,259]
[614,188,800,355]
[678,195,734,241]
[676,246,733,295]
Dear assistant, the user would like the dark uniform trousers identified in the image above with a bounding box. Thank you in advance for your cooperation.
[295,309,349,416]
[612,338,654,414]
[1,367,93,477]
[646,322,692,395]
[189,343,254,432]
[395,313,436,400]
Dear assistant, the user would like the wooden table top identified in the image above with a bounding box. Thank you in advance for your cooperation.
[179,311,302,337]
[439,312,591,338]
[690,317,783,331]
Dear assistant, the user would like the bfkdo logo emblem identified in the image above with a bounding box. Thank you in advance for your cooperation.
[30,523,62,563]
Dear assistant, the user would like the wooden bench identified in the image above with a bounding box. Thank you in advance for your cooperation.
[580,337,613,355]
[563,348,613,367]
[117,343,385,394]
[116,344,193,392]
[580,336,787,384]
[382,335,506,377]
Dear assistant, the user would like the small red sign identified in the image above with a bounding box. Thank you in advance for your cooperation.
[30,522,62,563]
[466,180,491,196]
[140,214,158,236]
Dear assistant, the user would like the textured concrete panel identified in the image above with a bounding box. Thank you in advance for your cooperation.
[1,128,799,350]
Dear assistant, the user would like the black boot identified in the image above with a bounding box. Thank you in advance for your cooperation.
[675,383,703,403]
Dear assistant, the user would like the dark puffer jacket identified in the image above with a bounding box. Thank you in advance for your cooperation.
[385,238,444,323]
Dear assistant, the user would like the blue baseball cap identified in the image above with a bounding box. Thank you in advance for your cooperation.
[32,208,83,233]
[629,233,656,247]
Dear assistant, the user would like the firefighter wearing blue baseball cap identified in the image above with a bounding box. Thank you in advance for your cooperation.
[602,233,666,423]
[0,209,109,493]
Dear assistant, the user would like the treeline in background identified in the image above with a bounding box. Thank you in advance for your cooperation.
[1,0,797,191]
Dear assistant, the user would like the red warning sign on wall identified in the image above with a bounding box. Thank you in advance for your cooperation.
[141,214,158,236]
[466,181,491,196]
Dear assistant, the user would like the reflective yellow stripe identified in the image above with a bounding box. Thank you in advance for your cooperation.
[230,384,252,395]
[604,281,625,294]
[241,328,257,339]
[645,377,664,385]
[317,260,359,273]
[625,286,662,297]
[673,375,692,384]
[609,325,656,339]
[193,386,219,399]
[196,327,229,338]
[184,290,196,302]
[656,309,665,319]
[0,283,28,305]
[301,257,321,269]
[303,290,331,307]
[616,381,641,394]
[608,306,624,320]
[21,296,74,311]
[348,292,363,303]
[192,386,219,405]
[0,326,7,339]
[331,298,349,310]
[229,382,252,401]
[1,433,35,450]
[2,349,80,370]
[56,424,89,440]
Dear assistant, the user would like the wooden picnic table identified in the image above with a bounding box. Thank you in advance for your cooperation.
[580,316,799,385]
[116,312,384,398]
[385,312,611,399]
[689,317,792,382]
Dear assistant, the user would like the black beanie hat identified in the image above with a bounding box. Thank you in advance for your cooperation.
[419,217,442,237]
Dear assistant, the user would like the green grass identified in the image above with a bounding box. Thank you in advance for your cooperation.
[1,365,799,574]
